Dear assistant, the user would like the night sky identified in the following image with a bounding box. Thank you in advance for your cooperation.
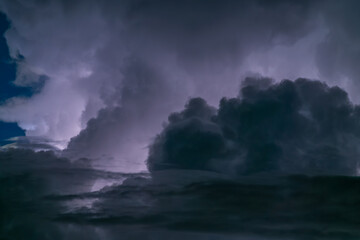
[1,0,360,239]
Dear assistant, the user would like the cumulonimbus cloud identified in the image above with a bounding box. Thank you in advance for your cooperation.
[148,78,360,176]
[0,0,359,169]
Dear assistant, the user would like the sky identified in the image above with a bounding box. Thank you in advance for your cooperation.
[0,12,26,143]
[1,1,360,239]
[1,0,360,172]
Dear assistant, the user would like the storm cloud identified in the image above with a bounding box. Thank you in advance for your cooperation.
[64,59,178,172]
[2,1,360,239]
[1,0,357,165]
[148,78,360,176]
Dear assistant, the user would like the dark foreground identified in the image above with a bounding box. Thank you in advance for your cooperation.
[1,166,360,240]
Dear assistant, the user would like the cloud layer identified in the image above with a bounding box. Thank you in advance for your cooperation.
[2,147,360,239]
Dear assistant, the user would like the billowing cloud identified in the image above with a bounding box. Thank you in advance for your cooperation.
[0,0,321,150]
[0,0,360,171]
[148,78,360,176]
[63,59,179,172]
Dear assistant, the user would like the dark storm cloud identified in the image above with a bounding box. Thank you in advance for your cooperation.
[148,78,360,176]
[0,0,321,147]
[112,0,321,101]
[0,0,360,169]
[4,0,360,171]
[118,0,316,68]
[62,0,322,167]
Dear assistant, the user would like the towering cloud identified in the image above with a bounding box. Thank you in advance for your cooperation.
[148,78,360,176]
[64,59,178,172]
[0,0,359,168]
